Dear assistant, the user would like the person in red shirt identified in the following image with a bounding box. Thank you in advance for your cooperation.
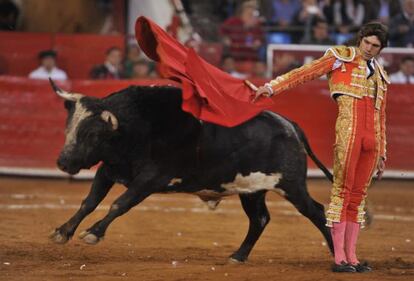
[220,1,264,61]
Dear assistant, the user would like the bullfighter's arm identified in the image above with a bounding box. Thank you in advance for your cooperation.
[267,53,337,94]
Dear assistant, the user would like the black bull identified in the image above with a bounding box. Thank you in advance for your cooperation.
[49,81,335,262]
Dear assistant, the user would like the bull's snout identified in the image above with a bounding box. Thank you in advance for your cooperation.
[57,153,80,175]
[57,155,69,172]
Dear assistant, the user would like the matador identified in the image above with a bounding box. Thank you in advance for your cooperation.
[256,22,390,273]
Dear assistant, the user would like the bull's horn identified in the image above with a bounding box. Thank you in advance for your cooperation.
[49,78,83,101]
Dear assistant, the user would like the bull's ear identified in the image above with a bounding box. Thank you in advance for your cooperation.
[101,110,118,130]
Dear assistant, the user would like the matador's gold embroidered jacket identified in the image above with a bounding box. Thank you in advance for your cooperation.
[268,45,390,160]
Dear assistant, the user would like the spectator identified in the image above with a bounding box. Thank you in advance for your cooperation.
[293,0,325,42]
[90,47,123,79]
[389,0,414,47]
[390,56,414,84]
[322,0,365,33]
[213,0,239,21]
[363,0,403,24]
[270,0,301,27]
[251,60,268,78]
[124,45,144,78]
[220,1,265,60]
[295,0,325,23]
[301,17,336,45]
[28,50,68,81]
[221,55,247,79]
[272,53,300,77]
[131,59,157,79]
[0,0,19,31]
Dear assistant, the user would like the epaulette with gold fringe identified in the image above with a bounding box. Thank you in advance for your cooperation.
[325,46,356,62]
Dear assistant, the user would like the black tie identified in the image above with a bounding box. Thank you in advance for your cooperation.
[367,60,375,79]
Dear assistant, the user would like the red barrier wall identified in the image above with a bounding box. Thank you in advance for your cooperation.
[0,32,125,79]
[54,34,124,79]
[0,76,413,176]
[0,32,53,76]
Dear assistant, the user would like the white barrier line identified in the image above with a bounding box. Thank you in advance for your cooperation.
[2,193,414,213]
[0,203,413,222]
[0,167,95,179]
[0,193,293,207]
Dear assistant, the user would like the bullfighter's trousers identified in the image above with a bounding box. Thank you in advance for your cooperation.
[326,95,380,227]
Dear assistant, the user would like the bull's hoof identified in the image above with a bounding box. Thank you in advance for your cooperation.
[206,200,221,210]
[228,257,246,264]
[79,231,100,245]
[49,229,69,244]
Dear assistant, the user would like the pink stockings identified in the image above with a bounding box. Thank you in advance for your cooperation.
[345,221,360,265]
[331,221,361,265]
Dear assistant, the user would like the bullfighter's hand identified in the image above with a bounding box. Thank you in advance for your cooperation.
[376,157,385,180]
[252,85,274,103]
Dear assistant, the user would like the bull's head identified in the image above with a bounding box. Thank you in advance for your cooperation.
[50,79,119,175]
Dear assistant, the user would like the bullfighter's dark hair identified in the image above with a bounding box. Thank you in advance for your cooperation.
[357,22,389,49]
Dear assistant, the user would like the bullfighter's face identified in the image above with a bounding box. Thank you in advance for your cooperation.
[358,35,382,61]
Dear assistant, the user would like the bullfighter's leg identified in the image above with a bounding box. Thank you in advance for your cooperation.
[79,187,151,244]
[284,183,334,254]
[229,191,270,263]
[344,134,378,271]
[49,165,114,244]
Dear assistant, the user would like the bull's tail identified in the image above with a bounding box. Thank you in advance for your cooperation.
[292,122,333,183]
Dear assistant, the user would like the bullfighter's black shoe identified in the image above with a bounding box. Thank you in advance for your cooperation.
[353,262,372,273]
[331,261,356,273]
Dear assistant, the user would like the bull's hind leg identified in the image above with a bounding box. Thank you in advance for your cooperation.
[49,166,114,244]
[283,181,334,254]
[230,191,270,263]
[78,187,151,244]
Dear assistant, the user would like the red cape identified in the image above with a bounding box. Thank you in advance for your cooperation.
[135,16,274,127]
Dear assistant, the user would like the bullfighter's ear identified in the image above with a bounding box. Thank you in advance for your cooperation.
[101,111,118,130]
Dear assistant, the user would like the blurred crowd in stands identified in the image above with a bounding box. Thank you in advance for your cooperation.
[27,45,159,81]
[1,0,414,83]
[181,0,414,82]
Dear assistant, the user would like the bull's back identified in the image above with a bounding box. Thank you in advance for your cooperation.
[198,111,305,173]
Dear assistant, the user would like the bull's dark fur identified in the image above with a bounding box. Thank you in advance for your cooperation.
[51,86,334,262]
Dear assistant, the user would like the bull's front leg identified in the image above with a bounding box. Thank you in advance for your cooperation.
[78,185,153,245]
[77,165,162,244]
[49,165,114,244]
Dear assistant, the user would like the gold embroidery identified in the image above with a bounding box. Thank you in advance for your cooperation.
[326,46,356,62]
[328,56,387,109]
[269,53,336,93]
[326,95,356,227]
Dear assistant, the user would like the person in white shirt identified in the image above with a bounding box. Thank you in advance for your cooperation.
[390,55,414,84]
[28,50,68,81]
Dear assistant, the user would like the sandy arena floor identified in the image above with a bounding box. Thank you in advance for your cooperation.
[0,177,413,281]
